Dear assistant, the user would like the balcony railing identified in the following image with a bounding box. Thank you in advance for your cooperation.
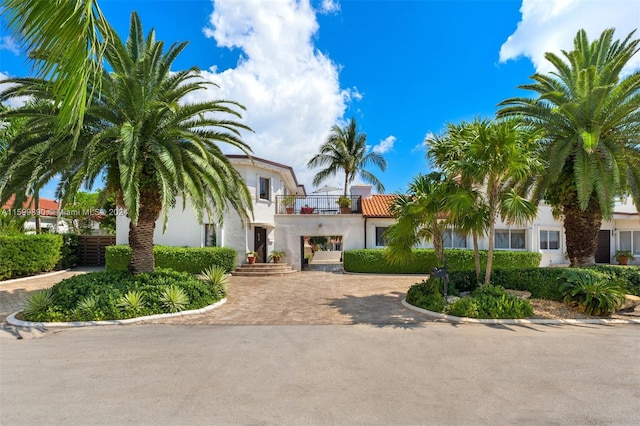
[276,195,362,215]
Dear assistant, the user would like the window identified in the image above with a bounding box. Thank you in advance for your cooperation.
[495,229,525,250]
[375,227,388,247]
[259,177,270,201]
[619,231,640,255]
[443,229,467,248]
[204,224,217,247]
[539,229,560,250]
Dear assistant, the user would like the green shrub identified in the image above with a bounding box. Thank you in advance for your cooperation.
[406,282,533,319]
[559,270,627,316]
[448,268,568,300]
[0,234,63,280]
[23,289,54,320]
[160,285,190,313]
[23,269,223,322]
[580,265,640,296]
[343,249,541,274]
[471,285,534,319]
[58,233,79,269]
[445,297,479,318]
[105,245,237,273]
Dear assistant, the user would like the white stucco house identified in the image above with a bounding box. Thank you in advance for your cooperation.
[116,155,640,270]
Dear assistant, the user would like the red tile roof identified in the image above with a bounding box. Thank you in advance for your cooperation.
[2,195,60,217]
[362,194,396,217]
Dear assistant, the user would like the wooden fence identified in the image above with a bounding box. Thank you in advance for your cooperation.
[77,235,116,266]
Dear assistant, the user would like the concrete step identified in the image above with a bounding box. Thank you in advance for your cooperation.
[232,263,297,277]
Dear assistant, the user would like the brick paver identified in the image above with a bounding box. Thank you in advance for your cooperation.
[147,271,434,326]
[1,268,434,327]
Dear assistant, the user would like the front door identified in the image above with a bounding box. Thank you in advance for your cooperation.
[254,227,267,263]
[595,230,611,264]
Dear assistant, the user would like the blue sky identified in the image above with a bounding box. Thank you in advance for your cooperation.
[1,0,639,199]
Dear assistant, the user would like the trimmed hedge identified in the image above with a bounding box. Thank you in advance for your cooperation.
[105,245,237,273]
[57,233,79,269]
[448,266,640,300]
[0,234,63,280]
[342,249,541,274]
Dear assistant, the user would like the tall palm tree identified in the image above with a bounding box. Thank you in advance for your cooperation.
[307,118,387,195]
[385,172,455,266]
[498,28,640,266]
[428,118,543,285]
[1,0,111,142]
[0,12,254,273]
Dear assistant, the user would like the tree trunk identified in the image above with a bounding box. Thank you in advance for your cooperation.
[432,223,444,264]
[34,192,41,234]
[563,193,602,267]
[472,232,481,282]
[128,188,162,274]
[484,218,495,286]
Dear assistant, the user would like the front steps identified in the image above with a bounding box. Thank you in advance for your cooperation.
[232,262,297,277]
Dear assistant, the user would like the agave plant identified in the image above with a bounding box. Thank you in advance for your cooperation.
[559,270,627,316]
[159,285,190,313]
[117,291,146,315]
[199,265,229,298]
[74,295,101,321]
[23,289,54,319]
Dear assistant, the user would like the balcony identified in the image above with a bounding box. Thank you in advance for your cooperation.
[276,195,362,215]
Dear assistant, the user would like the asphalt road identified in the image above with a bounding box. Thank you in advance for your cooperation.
[1,323,639,425]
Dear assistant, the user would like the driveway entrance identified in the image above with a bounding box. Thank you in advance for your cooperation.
[148,272,431,326]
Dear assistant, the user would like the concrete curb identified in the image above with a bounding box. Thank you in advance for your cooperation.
[401,299,640,325]
[1,269,73,285]
[7,298,227,328]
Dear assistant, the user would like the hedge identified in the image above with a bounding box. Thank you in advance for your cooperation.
[0,234,63,280]
[105,245,237,273]
[342,249,542,274]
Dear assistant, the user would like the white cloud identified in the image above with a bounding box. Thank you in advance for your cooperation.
[192,0,350,191]
[500,0,640,74]
[0,71,29,108]
[412,131,434,153]
[372,135,396,154]
[0,36,19,55]
[319,0,340,14]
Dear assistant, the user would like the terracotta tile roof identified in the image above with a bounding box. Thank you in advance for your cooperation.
[362,194,396,217]
[2,195,60,217]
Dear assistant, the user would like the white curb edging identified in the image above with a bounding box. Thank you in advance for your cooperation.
[1,269,73,285]
[401,299,640,325]
[7,298,227,328]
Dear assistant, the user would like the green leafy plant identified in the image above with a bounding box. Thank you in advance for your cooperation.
[0,234,63,280]
[445,297,479,318]
[23,289,54,319]
[559,270,626,316]
[336,195,351,208]
[105,245,237,273]
[160,285,190,313]
[74,295,103,321]
[269,250,286,263]
[246,250,258,257]
[200,265,229,298]
[614,250,634,264]
[118,291,146,315]
[282,195,297,207]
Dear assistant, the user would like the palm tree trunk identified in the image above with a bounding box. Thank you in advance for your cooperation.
[128,188,162,273]
[472,232,481,282]
[343,172,349,196]
[34,191,41,234]
[432,223,444,264]
[563,193,602,266]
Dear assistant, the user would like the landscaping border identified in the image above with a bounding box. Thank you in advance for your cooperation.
[401,299,640,325]
[7,298,227,328]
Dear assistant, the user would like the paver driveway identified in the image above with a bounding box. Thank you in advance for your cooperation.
[147,271,434,326]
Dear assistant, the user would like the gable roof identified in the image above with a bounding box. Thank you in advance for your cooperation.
[2,195,60,217]
[227,155,306,195]
[362,194,396,218]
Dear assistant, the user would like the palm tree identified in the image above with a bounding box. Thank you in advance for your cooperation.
[385,172,455,266]
[498,28,640,266]
[307,118,387,195]
[1,0,111,142]
[0,12,254,273]
[428,118,543,285]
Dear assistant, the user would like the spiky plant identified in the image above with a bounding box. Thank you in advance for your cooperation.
[117,290,146,315]
[559,270,627,316]
[159,285,190,313]
[23,289,54,320]
[199,265,229,298]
